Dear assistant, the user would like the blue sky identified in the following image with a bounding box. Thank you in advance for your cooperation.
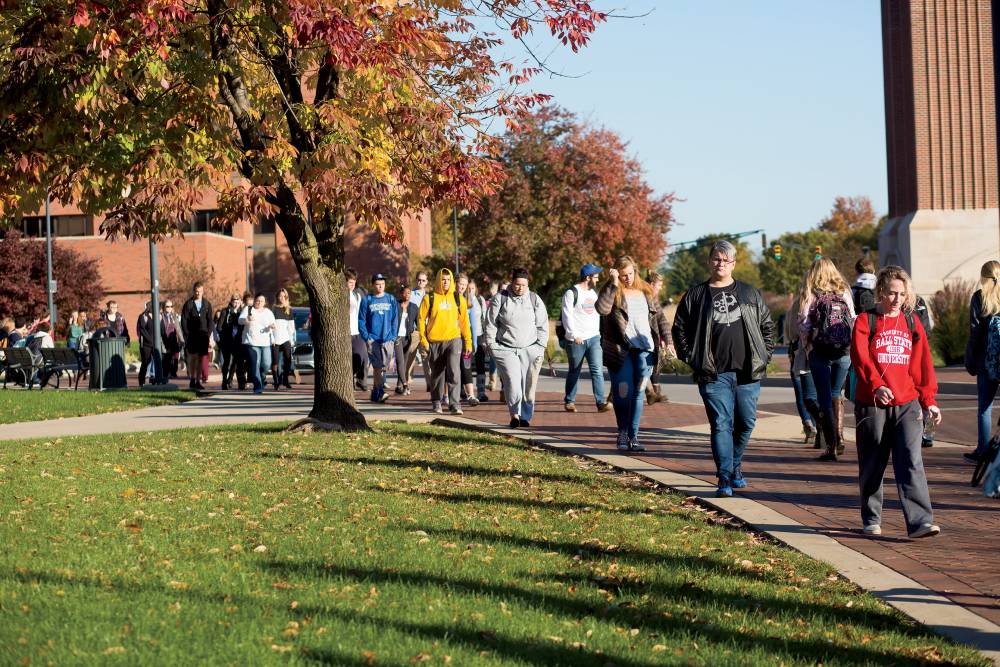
[521,0,887,246]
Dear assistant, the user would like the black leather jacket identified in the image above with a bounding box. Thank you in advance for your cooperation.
[671,280,775,383]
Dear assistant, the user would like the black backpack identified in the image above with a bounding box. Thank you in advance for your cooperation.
[554,286,580,341]
[851,285,876,313]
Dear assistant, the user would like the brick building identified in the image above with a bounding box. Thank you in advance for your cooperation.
[7,195,430,322]
[880,0,1000,294]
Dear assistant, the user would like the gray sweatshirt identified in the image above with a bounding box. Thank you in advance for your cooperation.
[485,290,549,351]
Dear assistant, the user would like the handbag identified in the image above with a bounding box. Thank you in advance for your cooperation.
[971,434,1000,488]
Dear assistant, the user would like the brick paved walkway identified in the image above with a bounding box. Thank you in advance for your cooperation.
[379,388,1000,627]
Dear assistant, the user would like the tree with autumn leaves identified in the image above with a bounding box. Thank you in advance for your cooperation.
[456,106,674,305]
[0,0,608,429]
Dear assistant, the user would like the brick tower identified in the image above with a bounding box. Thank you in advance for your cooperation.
[880,0,1000,294]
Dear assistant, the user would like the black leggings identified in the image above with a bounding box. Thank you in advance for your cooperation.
[272,342,293,385]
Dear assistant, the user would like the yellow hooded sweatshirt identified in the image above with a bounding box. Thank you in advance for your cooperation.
[418,268,472,350]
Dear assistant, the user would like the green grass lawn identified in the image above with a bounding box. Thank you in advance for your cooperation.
[0,389,195,424]
[0,423,986,666]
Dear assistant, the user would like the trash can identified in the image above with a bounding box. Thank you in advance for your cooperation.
[88,337,127,390]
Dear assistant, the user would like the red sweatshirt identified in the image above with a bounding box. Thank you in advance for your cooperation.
[850,310,937,409]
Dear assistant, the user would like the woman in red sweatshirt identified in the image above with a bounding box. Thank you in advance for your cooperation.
[850,265,941,539]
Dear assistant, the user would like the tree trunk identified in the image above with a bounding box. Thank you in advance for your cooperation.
[276,193,368,431]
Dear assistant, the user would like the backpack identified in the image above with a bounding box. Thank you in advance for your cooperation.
[495,289,542,318]
[984,316,1000,381]
[554,286,580,342]
[851,285,876,313]
[809,292,855,354]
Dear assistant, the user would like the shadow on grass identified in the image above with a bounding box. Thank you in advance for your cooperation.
[366,486,661,517]
[253,451,587,484]
[3,566,969,667]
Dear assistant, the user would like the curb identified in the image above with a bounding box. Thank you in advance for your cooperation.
[430,415,1000,665]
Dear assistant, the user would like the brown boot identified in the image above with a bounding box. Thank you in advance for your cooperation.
[832,397,846,456]
[817,409,838,461]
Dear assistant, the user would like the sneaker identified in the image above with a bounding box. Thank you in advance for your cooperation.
[432,402,443,415]
[863,524,882,536]
[817,451,838,462]
[921,436,934,448]
[908,523,940,539]
[354,380,365,390]
[564,402,577,412]
[731,477,748,490]
[466,397,479,407]
[715,484,733,498]
[509,417,520,428]
[378,391,389,404]
[963,452,982,464]
[477,393,489,402]
[394,386,405,395]
[628,437,645,452]
[403,387,412,396]
[518,418,530,427]
[450,405,464,415]
[597,402,611,413]
[616,431,630,451]
[803,421,816,444]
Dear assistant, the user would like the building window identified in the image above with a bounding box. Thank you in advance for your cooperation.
[254,217,276,234]
[181,209,231,236]
[19,215,90,237]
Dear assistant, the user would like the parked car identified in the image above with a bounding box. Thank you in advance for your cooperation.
[292,307,313,371]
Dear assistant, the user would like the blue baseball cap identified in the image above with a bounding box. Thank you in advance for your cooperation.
[580,263,603,279]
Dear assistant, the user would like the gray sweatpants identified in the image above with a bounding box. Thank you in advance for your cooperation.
[855,399,934,533]
[493,345,544,421]
[428,338,462,406]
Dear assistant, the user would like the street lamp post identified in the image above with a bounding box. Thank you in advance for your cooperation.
[149,237,164,383]
[44,191,56,329]
[452,208,459,275]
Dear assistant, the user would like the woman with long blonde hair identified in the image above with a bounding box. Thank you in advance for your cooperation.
[797,257,856,461]
[596,255,671,452]
[851,265,940,538]
[963,260,1000,463]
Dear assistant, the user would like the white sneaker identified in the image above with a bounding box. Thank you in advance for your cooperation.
[908,523,940,539]
[863,524,882,536]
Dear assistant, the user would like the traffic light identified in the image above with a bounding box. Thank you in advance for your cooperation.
[772,243,782,261]
[814,245,822,259]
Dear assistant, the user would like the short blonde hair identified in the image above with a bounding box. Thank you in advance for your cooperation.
[875,265,917,313]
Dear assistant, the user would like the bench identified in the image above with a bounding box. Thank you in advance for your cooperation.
[1,347,38,389]
[40,347,84,390]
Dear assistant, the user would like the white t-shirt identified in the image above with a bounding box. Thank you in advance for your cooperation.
[623,290,654,351]
[239,307,275,347]
[561,285,599,341]
[349,290,361,336]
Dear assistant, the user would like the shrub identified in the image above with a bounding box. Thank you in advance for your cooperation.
[930,281,974,366]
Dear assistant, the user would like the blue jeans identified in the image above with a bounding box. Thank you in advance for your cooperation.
[698,372,762,484]
[564,335,606,405]
[609,349,654,439]
[246,344,272,392]
[809,350,851,412]
[976,371,1000,455]
[791,371,817,424]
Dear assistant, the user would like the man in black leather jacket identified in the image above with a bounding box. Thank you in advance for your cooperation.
[671,240,775,498]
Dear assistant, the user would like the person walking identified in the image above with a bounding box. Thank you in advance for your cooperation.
[347,269,369,391]
[67,311,85,351]
[797,258,856,461]
[597,256,672,451]
[913,294,936,447]
[485,267,549,427]
[271,288,296,389]
[161,300,184,379]
[851,257,877,313]
[643,270,672,406]
[466,278,490,403]
[672,241,775,497]
[404,271,432,392]
[216,294,243,389]
[136,301,167,387]
[851,265,940,539]
[359,273,399,404]
[561,263,609,413]
[786,290,819,446]
[394,284,418,395]
[455,274,484,406]
[180,282,215,390]
[964,260,1000,465]
[103,300,130,344]
[239,293,276,394]
[231,292,254,390]
[419,268,472,414]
